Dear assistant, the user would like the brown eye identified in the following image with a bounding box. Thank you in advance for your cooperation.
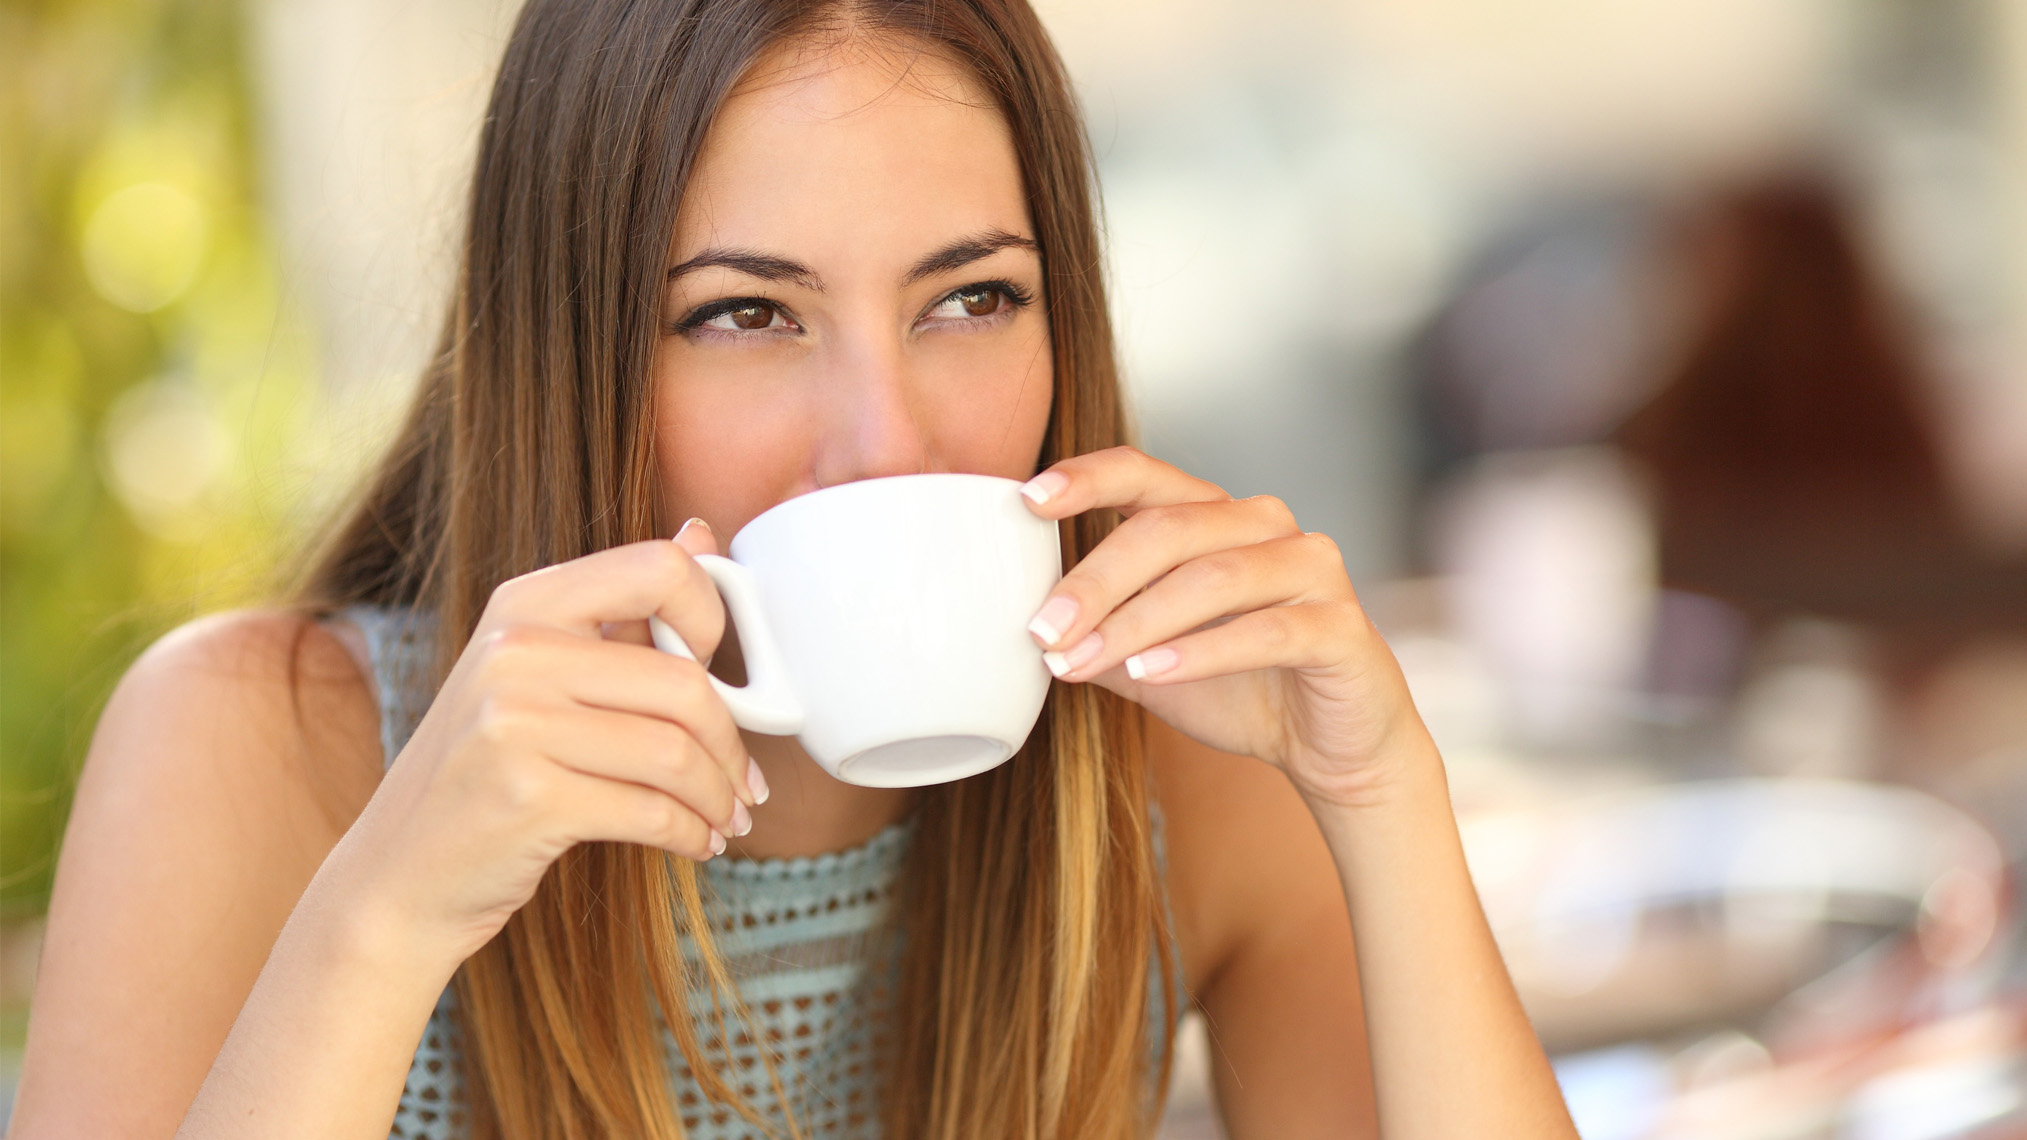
[680,298,798,336]
[728,303,776,330]
[922,281,1029,326]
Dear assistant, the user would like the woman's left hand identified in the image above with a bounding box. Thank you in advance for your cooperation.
[1020,447,1425,806]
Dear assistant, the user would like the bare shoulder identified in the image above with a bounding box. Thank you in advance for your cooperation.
[1145,714,1339,994]
[85,607,383,830]
[11,608,383,1137]
[1145,715,1376,1136]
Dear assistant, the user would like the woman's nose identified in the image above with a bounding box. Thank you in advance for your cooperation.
[811,338,933,486]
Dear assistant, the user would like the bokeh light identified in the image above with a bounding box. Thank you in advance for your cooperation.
[80,182,209,313]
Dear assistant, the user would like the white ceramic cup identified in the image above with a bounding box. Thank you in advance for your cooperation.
[648,473,1063,788]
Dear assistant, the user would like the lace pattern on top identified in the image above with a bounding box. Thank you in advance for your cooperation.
[341,604,1181,1140]
[671,823,911,1139]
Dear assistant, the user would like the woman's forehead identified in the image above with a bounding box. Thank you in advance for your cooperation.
[733,31,991,116]
[673,37,1028,265]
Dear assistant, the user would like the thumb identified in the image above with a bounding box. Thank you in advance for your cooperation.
[674,516,721,558]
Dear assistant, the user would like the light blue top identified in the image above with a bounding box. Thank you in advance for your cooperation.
[343,605,1184,1140]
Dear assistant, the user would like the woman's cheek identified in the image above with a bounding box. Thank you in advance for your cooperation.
[654,372,818,529]
[917,333,1053,476]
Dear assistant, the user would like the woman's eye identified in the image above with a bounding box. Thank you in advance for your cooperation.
[677,298,797,336]
[928,286,1012,321]
[701,301,789,332]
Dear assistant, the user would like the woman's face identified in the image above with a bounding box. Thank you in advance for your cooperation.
[654,38,1054,542]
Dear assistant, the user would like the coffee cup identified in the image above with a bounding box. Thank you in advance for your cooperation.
[648,473,1062,787]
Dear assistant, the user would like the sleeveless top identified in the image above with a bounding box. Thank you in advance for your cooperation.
[341,606,1186,1140]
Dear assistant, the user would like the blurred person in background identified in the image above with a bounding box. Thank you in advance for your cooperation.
[1415,173,2027,772]
[1409,171,2027,1134]
[1617,177,2027,636]
[10,3,1579,1140]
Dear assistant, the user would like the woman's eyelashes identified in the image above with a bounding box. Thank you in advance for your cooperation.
[674,297,799,339]
[918,279,1034,329]
[669,280,1035,342]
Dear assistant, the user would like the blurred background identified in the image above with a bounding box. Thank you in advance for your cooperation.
[5,0,2027,1136]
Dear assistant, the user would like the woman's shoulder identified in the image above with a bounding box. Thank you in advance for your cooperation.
[1145,714,1345,994]
[66,605,386,927]
[16,611,387,1135]
[122,606,376,724]
[96,606,384,817]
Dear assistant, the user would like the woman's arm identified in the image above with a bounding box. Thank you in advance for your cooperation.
[1021,448,1576,1139]
[174,817,470,1139]
[17,526,762,1139]
[1153,653,1553,1140]
[9,611,402,1138]
[1151,720,1376,1138]
[1169,721,1562,1138]
[1305,726,1567,1137]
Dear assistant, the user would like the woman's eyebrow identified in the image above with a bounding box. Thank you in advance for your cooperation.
[667,249,824,290]
[666,230,1038,290]
[902,229,1039,285]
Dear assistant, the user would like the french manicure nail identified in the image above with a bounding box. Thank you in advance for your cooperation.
[708,829,727,856]
[1065,631,1103,669]
[1020,471,1068,506]
[1124,647,1179,681]
[675,516,710,540]
[731,800,752,837]
[1044,630,1105,678]
[1027,595,1079,646]
[745,757,770,805]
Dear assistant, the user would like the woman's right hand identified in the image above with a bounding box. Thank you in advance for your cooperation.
[323,520,761,969]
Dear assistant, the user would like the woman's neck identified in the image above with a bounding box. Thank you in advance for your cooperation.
[725,733,919,861]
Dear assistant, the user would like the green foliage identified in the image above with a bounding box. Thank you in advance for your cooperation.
[1,0,326,918]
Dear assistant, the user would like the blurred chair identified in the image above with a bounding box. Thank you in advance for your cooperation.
[1464,778,2005,1053]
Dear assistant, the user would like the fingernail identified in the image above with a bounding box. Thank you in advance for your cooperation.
[1020,471,1068,506]
[1043,631,1103,677]
[675,516,711,540]
[1027,595,1079,646]
[745,757,770,805]
[707,829,727,856]
[731,800,752,837]
[1124,647,1179,681]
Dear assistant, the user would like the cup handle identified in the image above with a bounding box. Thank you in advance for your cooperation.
[648,554,806,736]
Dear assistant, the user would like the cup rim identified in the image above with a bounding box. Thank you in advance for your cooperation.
[729,472,1027,553]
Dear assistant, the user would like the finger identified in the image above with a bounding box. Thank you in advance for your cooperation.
[516,701,747,838]
[673,515,720,559]
[1042,532,1347,681]
[1110,601,1369,686]
[1017,446,1228,521]
[476,625,755,806]
[552,763,725,860]
[659,516,727,661]
[479,534,727,661]
[599,512,718,647]
[600,619,653,646]
[1026,497,1304,652]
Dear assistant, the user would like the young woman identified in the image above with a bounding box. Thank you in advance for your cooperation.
[13,2,1577,1138]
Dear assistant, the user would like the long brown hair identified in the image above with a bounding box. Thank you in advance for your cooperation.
[292,1,1175,1137]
